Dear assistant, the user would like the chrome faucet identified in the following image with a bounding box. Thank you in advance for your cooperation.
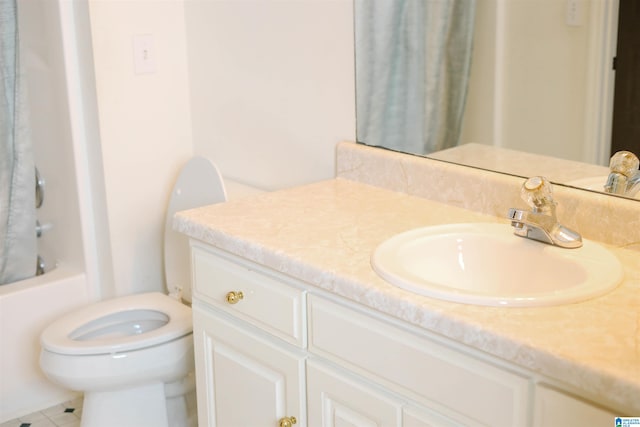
[604,151,640,197]
[507,176,582,249]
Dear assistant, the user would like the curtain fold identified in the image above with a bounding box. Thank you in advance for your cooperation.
[1,0,36,285]
[355,0,476,155]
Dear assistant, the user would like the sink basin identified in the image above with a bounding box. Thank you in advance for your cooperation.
[371,223,623,307]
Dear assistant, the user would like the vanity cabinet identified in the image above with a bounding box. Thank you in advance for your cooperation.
[190,243,626,427]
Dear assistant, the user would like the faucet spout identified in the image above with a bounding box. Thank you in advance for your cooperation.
[625,172,640,197]
[604,151,639,196]
[508,208,582,248]
[507,177,582,249]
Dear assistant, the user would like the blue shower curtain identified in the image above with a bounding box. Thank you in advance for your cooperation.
[355,0,476,155]
[1,0,36,285]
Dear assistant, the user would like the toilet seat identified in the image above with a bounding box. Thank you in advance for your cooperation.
[41,292,191,356]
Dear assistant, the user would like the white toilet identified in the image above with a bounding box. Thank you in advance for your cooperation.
[39,157,227,427]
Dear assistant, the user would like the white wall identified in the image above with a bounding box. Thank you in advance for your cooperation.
[461,0,597,164]
[87,0,356,295]
[502,0,591,161]
[185,0,356,191]
[87,0,195,296]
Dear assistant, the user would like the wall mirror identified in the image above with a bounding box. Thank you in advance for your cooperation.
[355,0,640,200]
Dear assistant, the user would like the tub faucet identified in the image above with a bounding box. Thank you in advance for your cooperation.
[507,176,582,249]
[604,151,640,197]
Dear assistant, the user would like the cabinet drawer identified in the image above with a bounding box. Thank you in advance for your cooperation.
[192,245,305,347]
[308,295,530,427]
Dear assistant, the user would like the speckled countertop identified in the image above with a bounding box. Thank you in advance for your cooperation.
[175,143,640,414]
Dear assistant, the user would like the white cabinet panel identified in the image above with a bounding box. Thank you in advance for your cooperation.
[403,405,465,427]
[193,305,305,427]
[308,295,529,427]
[211,342,286,425]
[307,359,402,427]
[192,245,306,347]
[534,384,619,427]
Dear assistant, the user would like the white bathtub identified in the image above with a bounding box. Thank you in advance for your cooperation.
[0,267,90,422]
[0,0,113,422]
[0,3,93,421]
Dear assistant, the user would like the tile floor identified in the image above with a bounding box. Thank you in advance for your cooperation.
[0,397,83,427]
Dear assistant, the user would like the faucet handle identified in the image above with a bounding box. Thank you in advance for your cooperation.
[609,151,639,177]
[520,176,556,212]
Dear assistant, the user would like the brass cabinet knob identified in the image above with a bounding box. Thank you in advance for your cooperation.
[278,416,297,427]
[225,291,244,304]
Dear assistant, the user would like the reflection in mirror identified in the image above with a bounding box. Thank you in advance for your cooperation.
[355,0,475,154]
[355,0,640,201]
[604,151,640,198]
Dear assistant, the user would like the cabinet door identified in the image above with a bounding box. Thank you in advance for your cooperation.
[402,406,466,427]
[533,385,618,427]
[193,305,305,427]
[307,359,402,427]
[308,295,530,427]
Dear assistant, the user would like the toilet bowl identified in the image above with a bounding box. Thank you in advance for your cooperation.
[39,157,227,427]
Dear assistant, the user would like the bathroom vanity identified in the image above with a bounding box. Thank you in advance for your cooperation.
[175,143,640,426]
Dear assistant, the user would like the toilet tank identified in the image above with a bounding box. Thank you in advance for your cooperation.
[163,157,226,303]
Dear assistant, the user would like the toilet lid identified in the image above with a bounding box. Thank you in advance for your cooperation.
[164,157,227,302]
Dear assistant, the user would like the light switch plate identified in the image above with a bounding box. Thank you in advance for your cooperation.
[133,34,156,75]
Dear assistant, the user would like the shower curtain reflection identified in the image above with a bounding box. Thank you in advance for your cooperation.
[355,0,476,155]
[0,0,36,285]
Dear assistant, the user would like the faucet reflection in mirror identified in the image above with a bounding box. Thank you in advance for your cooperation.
[605,151,640,197]
[355,0,476,155]
[508,176,582,249]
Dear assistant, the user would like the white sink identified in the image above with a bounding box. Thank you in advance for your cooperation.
[371,223,623,307]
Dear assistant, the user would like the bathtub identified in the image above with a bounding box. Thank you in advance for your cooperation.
[0,0,109,422]
[0,267,90,422]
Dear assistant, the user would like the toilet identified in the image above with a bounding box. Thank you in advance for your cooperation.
[39,157,227,427]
